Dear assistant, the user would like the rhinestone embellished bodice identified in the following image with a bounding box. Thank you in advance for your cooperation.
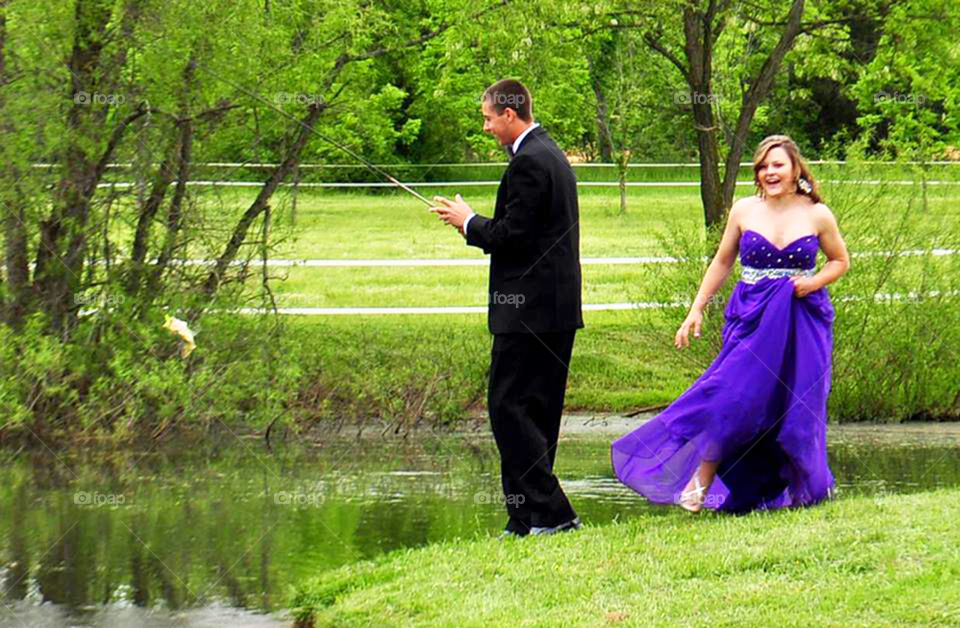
[738,229,819,283]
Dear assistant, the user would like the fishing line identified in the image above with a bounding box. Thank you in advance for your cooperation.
[194,62,434,206]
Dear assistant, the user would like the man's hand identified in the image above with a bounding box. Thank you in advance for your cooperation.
[430,194,473,234]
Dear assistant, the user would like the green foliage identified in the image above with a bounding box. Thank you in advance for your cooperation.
[825,166,960,420]
[850,0,960,159]
[0,305,307,441]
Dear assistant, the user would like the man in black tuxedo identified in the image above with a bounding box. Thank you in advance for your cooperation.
[431,79,583,537]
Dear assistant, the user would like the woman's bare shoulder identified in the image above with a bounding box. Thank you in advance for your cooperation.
[729,195,762,219]
[731,195,762,211]
[811,202,839,230]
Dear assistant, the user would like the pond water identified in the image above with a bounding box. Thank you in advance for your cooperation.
[1,423,958,627]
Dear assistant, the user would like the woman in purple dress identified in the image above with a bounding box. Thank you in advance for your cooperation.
[612,135,851,514]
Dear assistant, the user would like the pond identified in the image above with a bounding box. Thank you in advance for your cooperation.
[1,422,959,627]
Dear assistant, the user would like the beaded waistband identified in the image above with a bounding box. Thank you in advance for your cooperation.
[740,266,814,284]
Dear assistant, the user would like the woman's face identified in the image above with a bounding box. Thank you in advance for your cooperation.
[756,146,795,198]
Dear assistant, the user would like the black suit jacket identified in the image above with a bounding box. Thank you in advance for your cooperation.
[465,126,584,335]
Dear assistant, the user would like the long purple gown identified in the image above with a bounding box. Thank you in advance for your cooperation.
[611,229,836,513]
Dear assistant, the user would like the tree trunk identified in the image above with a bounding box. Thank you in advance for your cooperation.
[147,113,193,302]
[617,152,629,213]
[642,0,807,229]
[2,185,30,328]
[593,79,614,162]
[130,55,196,300]
[719,0,806,211]
[127,129,179,294]
[0,1,31,328]
[31,0,115,333]
[201,101,326,298]
[682,3,725,227]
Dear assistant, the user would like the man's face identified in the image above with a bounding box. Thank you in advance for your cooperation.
[482,99,512,146]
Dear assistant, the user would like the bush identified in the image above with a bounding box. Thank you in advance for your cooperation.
[0,301,308,443]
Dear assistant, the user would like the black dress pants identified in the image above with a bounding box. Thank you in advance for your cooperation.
[488,330,577,534]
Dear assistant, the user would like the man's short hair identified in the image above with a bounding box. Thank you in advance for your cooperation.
[483,79,532,121]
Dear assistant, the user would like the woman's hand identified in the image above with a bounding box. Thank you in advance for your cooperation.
[675,310,704,349]
[790,276,820,298]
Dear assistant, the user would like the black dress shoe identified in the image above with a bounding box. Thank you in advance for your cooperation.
[502,518,531,538]
[529,517,582,536]
[497,530,524,541]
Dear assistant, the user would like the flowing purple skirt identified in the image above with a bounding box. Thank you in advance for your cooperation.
[612,277,836,513]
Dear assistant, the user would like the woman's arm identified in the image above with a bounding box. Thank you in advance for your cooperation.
[791,204,850,297]
[675,201,745,348]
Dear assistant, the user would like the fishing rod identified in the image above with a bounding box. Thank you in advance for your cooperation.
[195,63,434,207]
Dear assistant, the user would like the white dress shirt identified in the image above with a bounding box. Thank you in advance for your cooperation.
[463,123,540,235]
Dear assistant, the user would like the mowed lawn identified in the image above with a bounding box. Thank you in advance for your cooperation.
[218,179,959,261]
[189,178,960,309]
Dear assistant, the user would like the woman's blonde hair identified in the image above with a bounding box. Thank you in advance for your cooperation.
[752,134,821,203]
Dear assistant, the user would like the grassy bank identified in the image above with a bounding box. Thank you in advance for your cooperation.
[278,309,702,424]
[290,488,960,626]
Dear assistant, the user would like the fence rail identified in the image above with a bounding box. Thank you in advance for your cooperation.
[90,179,960,190]
[176,248,957,267]
[32,160,960,169]
[223,289,960,317]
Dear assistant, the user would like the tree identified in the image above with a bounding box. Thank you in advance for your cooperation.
[586,28,690,212]
[851,0,960,162]
[562,0,843,226]
[614,0,809,227]
[0,0,513,431]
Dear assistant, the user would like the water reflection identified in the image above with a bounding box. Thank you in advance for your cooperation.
[0,425,957,626]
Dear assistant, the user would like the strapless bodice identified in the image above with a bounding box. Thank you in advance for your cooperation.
[739,229,819,270]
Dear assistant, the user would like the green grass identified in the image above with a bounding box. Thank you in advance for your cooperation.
[255,264,661,308]
[202,182,960,261]
[198,187,707,260]
[207,181,960,312]
[252,254,957,309]
[87,178,946,426]
[290,488,960,626]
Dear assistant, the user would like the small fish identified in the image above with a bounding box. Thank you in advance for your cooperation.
[163,315,196,358]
